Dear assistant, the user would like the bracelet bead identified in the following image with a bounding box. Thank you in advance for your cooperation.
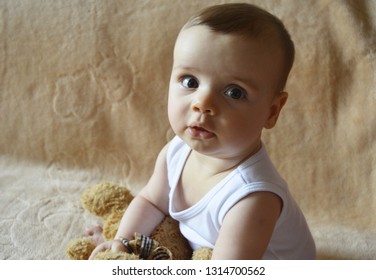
[117,237,133,253]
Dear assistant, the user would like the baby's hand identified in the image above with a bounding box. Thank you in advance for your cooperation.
[89,239,126,260]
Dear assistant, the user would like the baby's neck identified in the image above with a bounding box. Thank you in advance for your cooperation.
[190,142,262,175]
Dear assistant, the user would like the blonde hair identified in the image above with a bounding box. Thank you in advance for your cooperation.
[184,3,295,91]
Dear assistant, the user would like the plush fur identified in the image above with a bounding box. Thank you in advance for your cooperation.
[66,182,212,260]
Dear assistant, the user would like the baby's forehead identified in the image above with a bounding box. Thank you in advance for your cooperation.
[181,23,282,46]
[177,25,283,58]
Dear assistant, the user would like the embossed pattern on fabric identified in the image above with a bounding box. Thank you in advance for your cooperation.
[0,0,375,259]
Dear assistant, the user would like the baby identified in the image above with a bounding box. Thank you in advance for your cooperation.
[89,3,316,260]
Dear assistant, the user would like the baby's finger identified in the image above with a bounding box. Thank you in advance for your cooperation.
[89,243,108,260]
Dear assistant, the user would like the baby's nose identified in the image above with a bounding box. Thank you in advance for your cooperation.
[191,90,216,115]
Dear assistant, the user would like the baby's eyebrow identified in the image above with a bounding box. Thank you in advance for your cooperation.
[230,75,259,91]
[172,65,198,72]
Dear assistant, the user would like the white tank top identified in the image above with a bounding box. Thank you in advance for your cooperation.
[167,136,316,259]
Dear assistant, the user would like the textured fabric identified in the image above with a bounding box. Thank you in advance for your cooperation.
[167,137,316,259]
[0,0,375,259]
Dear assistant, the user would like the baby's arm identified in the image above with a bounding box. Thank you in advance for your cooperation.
[89,144,170,259]
[114,144,170,240]
[212,191,282,259]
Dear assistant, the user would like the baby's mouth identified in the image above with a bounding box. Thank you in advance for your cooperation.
[188,126,215,139]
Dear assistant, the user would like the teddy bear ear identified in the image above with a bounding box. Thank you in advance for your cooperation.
[80,182,134,217]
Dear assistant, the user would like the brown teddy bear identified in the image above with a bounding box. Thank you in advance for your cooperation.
[66,182,212,260]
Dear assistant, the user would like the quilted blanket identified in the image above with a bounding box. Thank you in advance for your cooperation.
[0,0,375,259]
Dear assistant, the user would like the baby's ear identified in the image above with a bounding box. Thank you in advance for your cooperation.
[264,91,288,129]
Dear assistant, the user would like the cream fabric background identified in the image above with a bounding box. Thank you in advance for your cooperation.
[0,0,375,259]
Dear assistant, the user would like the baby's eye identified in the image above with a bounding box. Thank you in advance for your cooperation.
[224,87,246,100]
[181,76,199,89]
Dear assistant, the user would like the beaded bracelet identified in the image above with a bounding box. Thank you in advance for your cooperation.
[117,234,172,260]
[117,236,133,253]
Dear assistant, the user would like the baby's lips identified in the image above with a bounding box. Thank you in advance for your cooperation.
[188,126,215,139]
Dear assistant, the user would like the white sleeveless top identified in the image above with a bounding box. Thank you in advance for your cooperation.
[167,136,316,259]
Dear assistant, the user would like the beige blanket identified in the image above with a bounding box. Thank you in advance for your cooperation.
[0,0,375,259]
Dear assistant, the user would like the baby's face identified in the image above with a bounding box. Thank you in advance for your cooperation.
[168,25,286,160]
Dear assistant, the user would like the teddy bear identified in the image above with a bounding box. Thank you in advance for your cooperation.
[66,182,212,260]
